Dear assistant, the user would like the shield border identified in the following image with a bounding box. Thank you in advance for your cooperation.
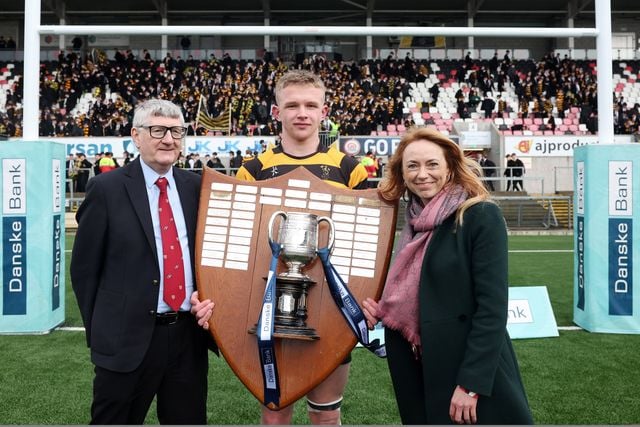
[196,166,398,408]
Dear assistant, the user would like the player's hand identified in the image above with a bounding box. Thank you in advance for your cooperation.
[190,291,215,330]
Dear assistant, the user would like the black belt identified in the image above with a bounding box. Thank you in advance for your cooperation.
[155,311,190,325]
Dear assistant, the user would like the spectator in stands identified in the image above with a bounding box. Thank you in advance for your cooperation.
[361,127,532,425]
[191,153,203,174]
[93,152,104,176]
[511,153,525,191]
[98,152,117,173]
[209,152,227,174]
[71,36,83,50]
[66,153,76,193]
[479,152,496,191]
[0,50,624,138]
[489,51,499,77]
[464,51,473,68]
[229,150,243,175]
[504,153,515,191]
[468,89,481,110]
[6,37,16,50]
[75,153,93,193]
[360,150,379,187]
[428,83,440,106]
[547,116,556,132]
[481,92,496,118]
[503,49,511,64]
[175,153,186,168]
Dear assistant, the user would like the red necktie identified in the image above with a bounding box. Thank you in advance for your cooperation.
[155,177,185,311]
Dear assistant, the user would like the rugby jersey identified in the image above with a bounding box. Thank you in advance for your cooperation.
[236,144,368,189]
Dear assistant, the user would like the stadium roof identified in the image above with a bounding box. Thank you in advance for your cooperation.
[0,0,638,27]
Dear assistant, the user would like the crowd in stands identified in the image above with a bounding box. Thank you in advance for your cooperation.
[2,47,640,138]
[0,36,17,50]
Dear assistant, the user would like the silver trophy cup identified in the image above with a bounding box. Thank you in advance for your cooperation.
[265,211,335,339]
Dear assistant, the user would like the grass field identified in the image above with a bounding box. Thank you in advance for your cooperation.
[1,234,639,424]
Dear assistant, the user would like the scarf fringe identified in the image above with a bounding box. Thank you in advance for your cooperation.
[381,316,422,347]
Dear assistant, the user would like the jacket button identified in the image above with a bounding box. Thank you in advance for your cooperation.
[149,310,156,316]
[152,279,159,286]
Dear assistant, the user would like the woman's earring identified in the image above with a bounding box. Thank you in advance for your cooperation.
[402,189,410,202]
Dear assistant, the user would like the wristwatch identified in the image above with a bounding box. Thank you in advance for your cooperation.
[459,386,478,399]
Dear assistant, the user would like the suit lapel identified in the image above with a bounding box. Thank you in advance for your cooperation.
[124,158,159,262]
[173,168,197,244]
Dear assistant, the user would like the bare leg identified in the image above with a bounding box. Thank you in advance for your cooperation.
[261,403,294,425]
[306,363,350,425]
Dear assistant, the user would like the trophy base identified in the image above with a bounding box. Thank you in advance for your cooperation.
[248,324,320,340]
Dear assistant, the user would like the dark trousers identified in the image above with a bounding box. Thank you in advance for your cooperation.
[513,177,523,191]
[90,315,208,425]
[385,328,427,424]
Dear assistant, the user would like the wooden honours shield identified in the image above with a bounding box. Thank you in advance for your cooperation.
[195,167,398,408]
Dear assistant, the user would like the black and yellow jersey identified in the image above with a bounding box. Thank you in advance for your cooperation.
[236,144,368,189]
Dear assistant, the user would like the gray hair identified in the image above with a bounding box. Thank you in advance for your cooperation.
[132,99,185,128]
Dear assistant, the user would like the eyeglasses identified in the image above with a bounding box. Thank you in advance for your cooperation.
[140,125,187,139]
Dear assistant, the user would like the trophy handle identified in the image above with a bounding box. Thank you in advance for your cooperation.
[317,216,335,253]
[268,210,287,246]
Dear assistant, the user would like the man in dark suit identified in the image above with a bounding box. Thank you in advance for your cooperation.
[71,99,213,424]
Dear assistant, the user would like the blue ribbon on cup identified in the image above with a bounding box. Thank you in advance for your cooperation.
[256,239,282,407]
[316,247,386,358]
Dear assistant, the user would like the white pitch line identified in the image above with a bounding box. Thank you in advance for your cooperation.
[509,249,573,253]
[57,326,85,332]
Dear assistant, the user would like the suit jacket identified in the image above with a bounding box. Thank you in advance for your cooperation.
[388,202,532,424]
[71,158,210,372]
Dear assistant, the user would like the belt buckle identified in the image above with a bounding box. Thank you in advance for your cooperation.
[166,311,179,325]
[158,311,180,325]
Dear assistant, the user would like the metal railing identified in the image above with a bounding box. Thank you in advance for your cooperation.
[493,195,573,229]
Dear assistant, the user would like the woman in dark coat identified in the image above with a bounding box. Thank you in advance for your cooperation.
[363,127,532,425]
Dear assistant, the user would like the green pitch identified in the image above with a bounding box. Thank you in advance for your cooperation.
[0,234,638,424]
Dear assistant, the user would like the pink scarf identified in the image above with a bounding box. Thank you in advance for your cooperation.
[378,185,467,347]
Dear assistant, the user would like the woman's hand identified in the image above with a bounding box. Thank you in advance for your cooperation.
[361,297,381,330]
[189,291,215,330]
[449,385,478,424]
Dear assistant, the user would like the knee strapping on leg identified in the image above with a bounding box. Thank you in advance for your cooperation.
[307,397,343,412]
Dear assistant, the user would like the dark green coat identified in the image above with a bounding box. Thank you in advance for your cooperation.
[385,202,533,424]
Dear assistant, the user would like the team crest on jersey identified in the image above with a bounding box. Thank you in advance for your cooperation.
[320,165,331,180]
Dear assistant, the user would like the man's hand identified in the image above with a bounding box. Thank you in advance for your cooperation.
[190,291,214,330]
